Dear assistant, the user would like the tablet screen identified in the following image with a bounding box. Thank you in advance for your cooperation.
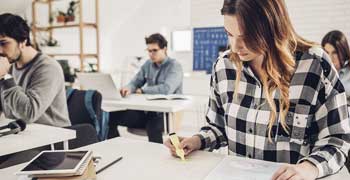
[21,151,88,171]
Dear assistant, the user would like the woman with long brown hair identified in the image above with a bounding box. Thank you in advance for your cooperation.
[322,30,350,106]
[165,0,350,179]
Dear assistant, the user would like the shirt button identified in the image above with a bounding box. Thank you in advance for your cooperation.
[254,104,258,109]
[286,118,291,123]
[248,128,253,133]
[248,154,252,158]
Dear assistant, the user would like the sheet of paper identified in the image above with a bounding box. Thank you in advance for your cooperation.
[204,156,282,180]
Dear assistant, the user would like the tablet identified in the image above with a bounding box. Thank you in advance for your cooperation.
[16,150,92,177]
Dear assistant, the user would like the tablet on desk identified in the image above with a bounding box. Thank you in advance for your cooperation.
[16,150,92,177]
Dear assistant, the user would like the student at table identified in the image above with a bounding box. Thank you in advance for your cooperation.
[322,30,350,106]
[0,13,70,168]
[322,30,350,171]
[165,0,350,179]
[0,13,70,127]
[108,33,183,143]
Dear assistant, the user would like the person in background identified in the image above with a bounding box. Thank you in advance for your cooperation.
[322,30,350,172]
[108,33,183,143]
[0,13,70,168]
[164,0,350,179]
[322,30,350,105]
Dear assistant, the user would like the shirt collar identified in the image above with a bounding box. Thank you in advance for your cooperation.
[152,56,169,68]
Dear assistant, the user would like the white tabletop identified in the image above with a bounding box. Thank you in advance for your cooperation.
[102,94,193,113]
[3,137,349,180]
[0,121,76,156]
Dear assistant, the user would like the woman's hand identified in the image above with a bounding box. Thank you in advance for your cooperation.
[164,135,202,157]
[271,161,318,180]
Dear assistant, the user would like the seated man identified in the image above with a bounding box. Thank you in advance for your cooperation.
[108,33,183,143]
[0,13,70,167]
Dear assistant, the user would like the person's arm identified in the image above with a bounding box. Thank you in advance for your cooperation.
[125,63,147,93]
[141,62,183,94]
[0,96,3,117]
[0,63,64,124]
[195,61,228,151]
[0,57,11,117]
[297,55,350,178]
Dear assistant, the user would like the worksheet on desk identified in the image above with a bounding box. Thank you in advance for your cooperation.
[204,156,282,180]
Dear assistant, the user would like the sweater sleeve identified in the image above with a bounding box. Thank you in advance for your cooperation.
[0,63,64,124]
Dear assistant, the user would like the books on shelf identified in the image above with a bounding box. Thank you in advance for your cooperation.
[146,94,191,100]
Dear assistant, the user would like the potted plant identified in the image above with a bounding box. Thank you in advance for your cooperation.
[65,1,79,22]
[56,11,66,23]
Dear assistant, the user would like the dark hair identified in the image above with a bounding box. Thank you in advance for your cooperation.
[0,13,31,46]
[221,0,237,15]
[322,30,350,68]
[145,33,167,49]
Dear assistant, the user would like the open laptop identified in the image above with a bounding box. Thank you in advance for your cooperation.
[77,73,122,101]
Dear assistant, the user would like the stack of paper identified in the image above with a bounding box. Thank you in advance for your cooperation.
[204,156,281,180]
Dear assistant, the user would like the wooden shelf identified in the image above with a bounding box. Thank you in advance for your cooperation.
[32,0,100,72]
[35,23,97,31]
[34,0,62,3]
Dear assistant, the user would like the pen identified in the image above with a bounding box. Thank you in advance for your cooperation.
[96,156,123,174]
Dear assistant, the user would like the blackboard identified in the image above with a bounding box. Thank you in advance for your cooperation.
[193,27,228,72]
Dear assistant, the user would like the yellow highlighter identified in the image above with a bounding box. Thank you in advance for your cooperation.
[169,133,186,161]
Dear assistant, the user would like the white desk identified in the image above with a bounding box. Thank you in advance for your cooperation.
[102,94,194,134]
[3,137,349,180]
[0,121,76,156]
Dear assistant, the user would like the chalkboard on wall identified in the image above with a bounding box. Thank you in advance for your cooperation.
[193,27,228,72]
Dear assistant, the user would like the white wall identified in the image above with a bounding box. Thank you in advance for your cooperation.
[190,0,350,44]
[285,0,350,42]
[2,0,350,73]
[191,0,223,27]
[100,0,191,73]
[0,0,31,16]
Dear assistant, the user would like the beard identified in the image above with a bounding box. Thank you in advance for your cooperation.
[1,50,22,64]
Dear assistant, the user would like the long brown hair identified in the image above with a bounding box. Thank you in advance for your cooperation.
[322,30,350,68]
[221,0,315,140]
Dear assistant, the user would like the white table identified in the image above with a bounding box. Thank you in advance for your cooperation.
[3,137,349,180]
[102,94,194,134]
[0,121,76,156]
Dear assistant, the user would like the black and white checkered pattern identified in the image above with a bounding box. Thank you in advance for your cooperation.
[196,47,350,178]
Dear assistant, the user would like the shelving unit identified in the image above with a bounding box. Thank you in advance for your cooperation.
[31,0,100,72]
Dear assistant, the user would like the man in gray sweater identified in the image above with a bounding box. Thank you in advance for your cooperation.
[0,13,70,127]
[0,13,70,168]
[108,33,183,143]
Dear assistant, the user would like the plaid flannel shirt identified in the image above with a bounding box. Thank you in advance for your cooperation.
[197,47,350,178]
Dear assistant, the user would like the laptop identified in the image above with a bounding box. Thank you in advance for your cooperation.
[77,73,122,101]
[16,150,92,178]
